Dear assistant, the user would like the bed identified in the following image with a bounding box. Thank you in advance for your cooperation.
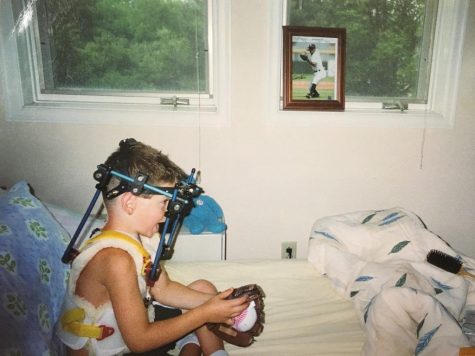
[165,259,365,355]
[1,181,474,355]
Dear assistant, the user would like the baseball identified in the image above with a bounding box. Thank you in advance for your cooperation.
[233,301,257,332]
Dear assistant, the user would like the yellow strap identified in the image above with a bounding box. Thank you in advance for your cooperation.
[83,230,149,257]
[61,308,103,339]
[82,230,152,276]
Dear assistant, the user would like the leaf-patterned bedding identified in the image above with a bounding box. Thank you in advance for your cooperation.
[308,207,475,356]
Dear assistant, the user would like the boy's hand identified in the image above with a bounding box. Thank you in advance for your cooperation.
[201,288,249,325]
[207,284,266,347]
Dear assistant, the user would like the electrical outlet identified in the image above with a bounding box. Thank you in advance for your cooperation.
[281,241,297,259]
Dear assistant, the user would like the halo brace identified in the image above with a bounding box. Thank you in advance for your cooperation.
[61,163,203,288]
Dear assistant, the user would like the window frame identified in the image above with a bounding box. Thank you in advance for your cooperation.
[0,0,231,126]
[267,0,469,128]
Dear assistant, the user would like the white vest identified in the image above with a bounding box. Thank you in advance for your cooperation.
[56,231,152,356]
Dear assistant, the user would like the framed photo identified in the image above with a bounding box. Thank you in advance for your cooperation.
[283,26,346,111]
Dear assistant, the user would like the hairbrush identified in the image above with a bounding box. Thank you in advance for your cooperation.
[426,249,475,279]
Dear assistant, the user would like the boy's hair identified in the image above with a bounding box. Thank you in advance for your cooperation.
[103,138,186,200]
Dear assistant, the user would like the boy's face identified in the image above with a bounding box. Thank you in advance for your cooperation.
[134,184,174,237]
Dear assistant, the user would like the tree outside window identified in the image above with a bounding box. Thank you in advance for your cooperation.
[36,0,208,94]
[287,0,434,102]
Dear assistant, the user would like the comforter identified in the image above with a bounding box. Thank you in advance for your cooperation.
[308,207,475,356]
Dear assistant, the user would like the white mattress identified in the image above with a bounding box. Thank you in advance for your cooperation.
[164,259,365,355]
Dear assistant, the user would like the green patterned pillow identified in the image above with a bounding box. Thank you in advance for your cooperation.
[0,181,70,355]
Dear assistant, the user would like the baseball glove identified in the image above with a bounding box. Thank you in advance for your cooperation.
[208,284,265,347]
[300,53,309,61]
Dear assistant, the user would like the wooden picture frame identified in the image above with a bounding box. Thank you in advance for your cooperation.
[283,26,346,111]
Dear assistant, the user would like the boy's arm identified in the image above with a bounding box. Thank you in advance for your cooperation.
[101,249,246,353]
[101,249,206,351]
[150,267,217,309]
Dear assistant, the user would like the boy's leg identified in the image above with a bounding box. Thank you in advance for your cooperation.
[187,280,227,356]
[178,343,201,356]
[195,325,225,356]
[126,304,182,356]
[177,332,200,356]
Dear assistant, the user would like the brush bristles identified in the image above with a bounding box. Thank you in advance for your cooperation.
[426,249,462,274]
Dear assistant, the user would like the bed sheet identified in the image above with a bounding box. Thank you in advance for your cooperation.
[164,259,365,356]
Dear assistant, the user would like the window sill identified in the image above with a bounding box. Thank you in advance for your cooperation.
[269,102,450,129]
[7,101,229,127]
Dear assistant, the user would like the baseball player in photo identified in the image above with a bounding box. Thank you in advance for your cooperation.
[300,43,326,99]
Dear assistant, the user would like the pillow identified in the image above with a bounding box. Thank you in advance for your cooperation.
[0,181,70,355]
[44,201,106,239]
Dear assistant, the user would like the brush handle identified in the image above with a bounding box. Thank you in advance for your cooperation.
[460,269,475,280]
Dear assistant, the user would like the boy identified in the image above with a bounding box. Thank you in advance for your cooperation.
[57,139,249,356]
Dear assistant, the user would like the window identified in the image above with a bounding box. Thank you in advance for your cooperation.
[286,0,438,105]
[268,0,469,126]
[34,0,209,96]
[0,0,230,124]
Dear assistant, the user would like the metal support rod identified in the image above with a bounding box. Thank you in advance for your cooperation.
[149,188,179,282]
[110,170,187,203]
[61,189,101,263]
[148,169,197,283]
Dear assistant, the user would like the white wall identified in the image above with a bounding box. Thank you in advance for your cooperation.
[1,0,474,259]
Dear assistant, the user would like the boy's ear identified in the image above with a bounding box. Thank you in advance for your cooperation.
[120,192,137,215]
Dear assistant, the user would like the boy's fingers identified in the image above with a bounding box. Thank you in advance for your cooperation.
[218,288,234,299]
[231,296,249,307]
